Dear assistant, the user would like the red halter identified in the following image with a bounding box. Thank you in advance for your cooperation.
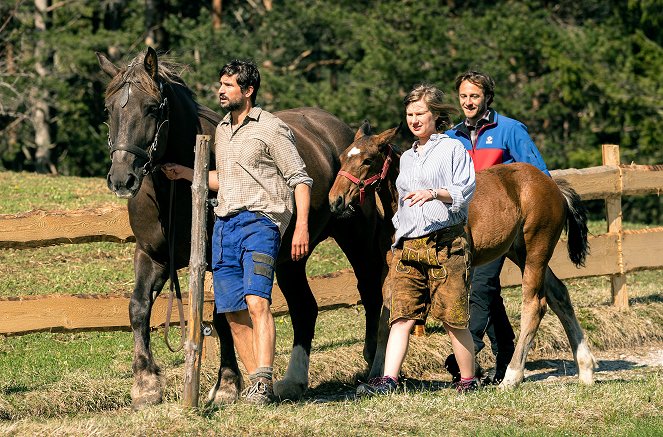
[337,145,393,205]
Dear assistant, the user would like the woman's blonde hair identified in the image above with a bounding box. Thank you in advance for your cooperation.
[403,83,458,131]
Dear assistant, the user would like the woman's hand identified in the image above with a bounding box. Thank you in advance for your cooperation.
[403,189,436,206]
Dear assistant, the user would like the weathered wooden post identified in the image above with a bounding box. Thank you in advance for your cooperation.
[602,144,629,309]
[183,134,211,407]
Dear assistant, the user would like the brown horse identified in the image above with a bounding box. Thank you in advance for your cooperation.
[97,48,385,407]
[328,123,597,388]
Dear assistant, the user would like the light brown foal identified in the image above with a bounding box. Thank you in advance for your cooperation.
[329,123,596,388]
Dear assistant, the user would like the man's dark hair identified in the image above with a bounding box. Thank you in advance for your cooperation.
[454,70,495,107]
[219,59,261,105]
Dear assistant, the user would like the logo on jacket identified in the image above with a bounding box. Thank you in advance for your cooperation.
[486,136,493,144]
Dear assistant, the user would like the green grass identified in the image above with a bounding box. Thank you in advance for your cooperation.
[0,170,662,433]
[0,307,661,434]
[0,172,121,214]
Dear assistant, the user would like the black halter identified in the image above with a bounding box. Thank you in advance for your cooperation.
[106,81,170,175]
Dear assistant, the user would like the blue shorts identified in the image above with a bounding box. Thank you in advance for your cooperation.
[211,211,281,313]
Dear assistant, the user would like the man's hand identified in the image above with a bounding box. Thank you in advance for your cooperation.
[291,223,309,261]
[161,163,193,182]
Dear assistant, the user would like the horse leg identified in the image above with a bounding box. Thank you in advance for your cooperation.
[273,260,317,400]
[366,248,395,379]
[130,248,167,409]
[367,306,390,378]
[501,256,548,389]
[543,267,596,384]
[331,218,385,371]
[207,310,243,404]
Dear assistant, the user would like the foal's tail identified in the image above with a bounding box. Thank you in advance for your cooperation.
[557,179,590,267]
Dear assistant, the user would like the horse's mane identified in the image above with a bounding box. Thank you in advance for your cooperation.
[105,51,195,101]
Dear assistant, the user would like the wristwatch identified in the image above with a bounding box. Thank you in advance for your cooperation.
[429,188,438,200]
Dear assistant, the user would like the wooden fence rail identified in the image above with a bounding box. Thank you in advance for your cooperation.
[0,145,661,335]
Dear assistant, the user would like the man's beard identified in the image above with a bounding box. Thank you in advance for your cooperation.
[221,97,243,112]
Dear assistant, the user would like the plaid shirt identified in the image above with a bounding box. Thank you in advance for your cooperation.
[213,106,313,235]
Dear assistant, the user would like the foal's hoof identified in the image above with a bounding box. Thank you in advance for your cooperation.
[498,367,522,390]
[274,377,307,401]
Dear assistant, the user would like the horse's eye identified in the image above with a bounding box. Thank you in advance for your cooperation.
[361,158,373,166]
[146,106,159,117]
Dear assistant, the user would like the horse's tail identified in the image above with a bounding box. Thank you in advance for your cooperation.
[557,179,590,267]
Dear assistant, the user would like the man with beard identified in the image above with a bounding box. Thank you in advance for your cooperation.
[162,59,312,404]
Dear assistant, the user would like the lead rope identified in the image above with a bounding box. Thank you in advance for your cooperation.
[163,179,186,352]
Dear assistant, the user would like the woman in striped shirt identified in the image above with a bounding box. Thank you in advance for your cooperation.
[357,84,479,397]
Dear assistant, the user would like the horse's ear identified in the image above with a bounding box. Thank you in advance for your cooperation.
[97,52,120,78]
[144,47,159,82]
[375,124,401,148]
[354,119,372,141]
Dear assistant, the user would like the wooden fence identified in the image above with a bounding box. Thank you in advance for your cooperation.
[1,145,661,335]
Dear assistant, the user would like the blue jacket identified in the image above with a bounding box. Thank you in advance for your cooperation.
[445,109,550,176]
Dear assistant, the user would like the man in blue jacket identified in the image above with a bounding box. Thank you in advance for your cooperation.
[445,70,550,385]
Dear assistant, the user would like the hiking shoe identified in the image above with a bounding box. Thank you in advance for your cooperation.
[356,376,398,398]
[243,376,274,405]
[454,377,481,394]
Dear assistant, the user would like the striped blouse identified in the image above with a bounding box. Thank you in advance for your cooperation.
[392,133,476,248]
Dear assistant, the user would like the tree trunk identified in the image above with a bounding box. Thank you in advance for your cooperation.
[32,0,56,174]
[6,43,17,148]
[212,0,222,30]
[105,0,126,61]
[145,0,169,50]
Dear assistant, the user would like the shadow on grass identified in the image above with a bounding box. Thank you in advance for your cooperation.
[299,376,456,403]
[630,294,663,305]
[522,357,645,382]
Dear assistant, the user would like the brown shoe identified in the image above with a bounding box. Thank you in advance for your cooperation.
[243,376,274,405]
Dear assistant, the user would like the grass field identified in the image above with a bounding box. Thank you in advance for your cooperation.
[1,171,662,435]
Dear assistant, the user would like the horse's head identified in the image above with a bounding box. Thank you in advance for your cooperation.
[97,47,171,198]
[329,121,400,217]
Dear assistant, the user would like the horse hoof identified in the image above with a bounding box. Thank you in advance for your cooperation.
[498,368,522,389]
[131,385,162,410]
[207,384,239,405]
[576,343,596,385]
[274,377,307,401]
[207,369,241,405]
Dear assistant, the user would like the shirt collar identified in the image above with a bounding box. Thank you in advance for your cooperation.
[465,109,491,129]
[220,106,263,126]
[412,133,445,153]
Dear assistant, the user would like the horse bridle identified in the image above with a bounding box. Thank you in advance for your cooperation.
[337,145,394,206]
[105,81,170,175]
[105,77,185,351]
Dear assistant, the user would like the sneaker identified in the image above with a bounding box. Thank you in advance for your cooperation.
[243,376,274,405]
[356,376,398,398]
[445,354,484,383]
[454,377,480,394]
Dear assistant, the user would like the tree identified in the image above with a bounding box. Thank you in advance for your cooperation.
[31,0,56,174]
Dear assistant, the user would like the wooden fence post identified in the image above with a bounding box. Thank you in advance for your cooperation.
[182,134,211,407]
[602,144,628,309]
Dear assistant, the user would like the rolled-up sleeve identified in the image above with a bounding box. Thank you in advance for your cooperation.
[269,121,313,189]
[442,143,476,213]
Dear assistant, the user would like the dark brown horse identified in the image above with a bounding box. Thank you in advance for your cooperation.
[97,48,385,407]
[328,123,597,388]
